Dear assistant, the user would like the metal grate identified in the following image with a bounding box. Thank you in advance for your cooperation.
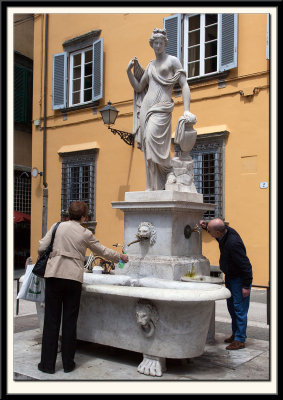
[191,141,224,219]
[61,150,97,221]
[14,172,31,214]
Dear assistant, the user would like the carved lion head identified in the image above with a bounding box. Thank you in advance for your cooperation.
[137,222,157,245]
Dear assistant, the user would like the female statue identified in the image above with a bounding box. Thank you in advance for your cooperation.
[127,28,196,191]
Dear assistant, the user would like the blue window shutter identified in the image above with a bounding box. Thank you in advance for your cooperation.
[52,52,67,110]
[219,14,238,72]
[92,38,103,101]
[163,14,181,61]
[266,14,270,60]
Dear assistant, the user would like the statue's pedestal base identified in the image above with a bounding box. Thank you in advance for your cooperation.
[116,254,210,281]
[112,190,215,280]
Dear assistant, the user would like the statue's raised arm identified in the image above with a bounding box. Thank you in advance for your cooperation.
[127,57,148,146]
[127,57,148,93]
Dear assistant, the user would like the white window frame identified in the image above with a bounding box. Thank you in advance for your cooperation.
[184,14,220,79]
[69,46,93,107]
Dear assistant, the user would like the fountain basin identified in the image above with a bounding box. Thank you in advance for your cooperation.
[34,272,230,376]
[75,273,230,360]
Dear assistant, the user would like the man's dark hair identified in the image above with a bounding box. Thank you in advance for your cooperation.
[68,201,89,221]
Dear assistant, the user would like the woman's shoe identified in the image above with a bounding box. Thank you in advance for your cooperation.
[38,363,55,374]
[64,362,76,373]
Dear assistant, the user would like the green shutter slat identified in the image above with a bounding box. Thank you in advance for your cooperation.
[92,38,103,101]
[52,52,67,110]
[26,69,33,122]
[14,65,32,124]
[14,65,26,122]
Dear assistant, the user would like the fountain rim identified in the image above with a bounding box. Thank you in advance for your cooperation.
[82,282,231,302]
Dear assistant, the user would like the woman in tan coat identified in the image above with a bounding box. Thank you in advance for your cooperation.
[37,201,128,374]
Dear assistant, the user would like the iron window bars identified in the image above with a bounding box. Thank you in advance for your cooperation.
[61,150,97,228]
[191,139,224,220]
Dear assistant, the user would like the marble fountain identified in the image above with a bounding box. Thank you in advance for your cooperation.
[35,188,230,377]
[36,29,231,375]
[75,190,230,377]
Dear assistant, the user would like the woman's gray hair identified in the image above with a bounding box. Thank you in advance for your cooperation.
[149,28,168,48]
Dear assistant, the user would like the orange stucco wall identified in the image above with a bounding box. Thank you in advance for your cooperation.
[31,12,270,286]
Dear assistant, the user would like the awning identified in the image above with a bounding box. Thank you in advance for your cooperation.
[14,211,31,223]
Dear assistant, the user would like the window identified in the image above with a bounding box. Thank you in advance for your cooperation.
[69,47,93,106]
[14,170,31,214]
[60,150,97,232]
[191,133,228,219]
[184,14,218,78]
[164,13,238,81]
[52,31,103,110]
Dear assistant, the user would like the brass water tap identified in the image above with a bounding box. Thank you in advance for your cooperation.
[184,224,202,239]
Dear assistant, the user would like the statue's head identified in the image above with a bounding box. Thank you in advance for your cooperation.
[149,28,168,48]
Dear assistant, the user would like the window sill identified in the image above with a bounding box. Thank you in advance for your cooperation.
[187,71,229,86]
[173,71,229,96]
[60,100,100,115]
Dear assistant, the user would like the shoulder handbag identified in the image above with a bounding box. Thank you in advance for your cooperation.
[32,222,61,277]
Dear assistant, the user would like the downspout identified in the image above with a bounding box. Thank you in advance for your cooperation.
[42,13,48,237]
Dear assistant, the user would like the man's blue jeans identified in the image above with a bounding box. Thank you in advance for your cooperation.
[225,276,251,343]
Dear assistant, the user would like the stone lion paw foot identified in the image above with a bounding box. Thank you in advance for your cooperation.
[137,355,166,377]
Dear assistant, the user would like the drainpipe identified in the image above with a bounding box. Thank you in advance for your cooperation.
[42,14,48,237]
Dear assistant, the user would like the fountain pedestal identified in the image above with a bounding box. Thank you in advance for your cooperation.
[112,190,215,280]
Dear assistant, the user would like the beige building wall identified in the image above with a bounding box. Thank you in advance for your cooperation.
[14,14,34,59]
[14,130,32,167]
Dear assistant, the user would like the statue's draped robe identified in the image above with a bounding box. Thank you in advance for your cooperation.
[133,61,187,190]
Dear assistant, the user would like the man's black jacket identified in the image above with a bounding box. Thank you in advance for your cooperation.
[217,226,253,288]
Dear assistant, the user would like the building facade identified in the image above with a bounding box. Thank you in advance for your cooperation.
[14,13,34,269]
[30,12,270,286]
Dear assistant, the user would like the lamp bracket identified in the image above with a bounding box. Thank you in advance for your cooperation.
[108,126,135,146]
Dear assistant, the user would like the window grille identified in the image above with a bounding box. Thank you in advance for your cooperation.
[14,172,31,214]
[61,150,97,224]
[191,140,224,219]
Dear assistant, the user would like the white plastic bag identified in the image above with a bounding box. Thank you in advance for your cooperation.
[17,264,45,302]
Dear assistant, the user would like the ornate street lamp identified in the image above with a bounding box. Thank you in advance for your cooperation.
[99,101,135,146]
